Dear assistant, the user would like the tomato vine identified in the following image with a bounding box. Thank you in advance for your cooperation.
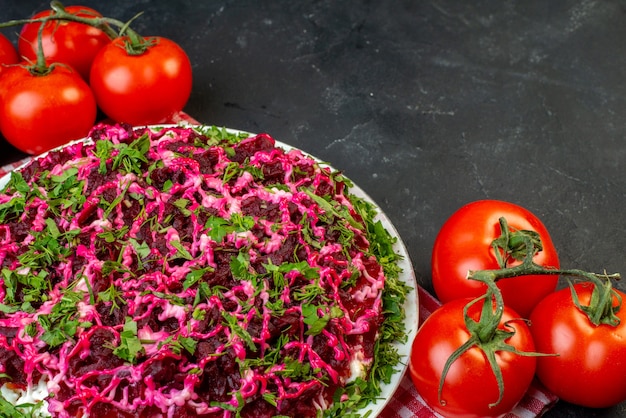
[469,217,621,327]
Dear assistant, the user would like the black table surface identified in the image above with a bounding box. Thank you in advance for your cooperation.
[2,1,626,417]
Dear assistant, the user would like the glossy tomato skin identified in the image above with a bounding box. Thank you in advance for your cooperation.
[18,6,111,81]
[530,283,626,408]
[89,37,192,126]
[0,33,19,68]
[432,200,560,318]
[0,65,97,154]
[409,298,536,417]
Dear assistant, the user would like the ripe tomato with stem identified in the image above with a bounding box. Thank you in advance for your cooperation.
[530,280,626,408]
[432,200,560,318]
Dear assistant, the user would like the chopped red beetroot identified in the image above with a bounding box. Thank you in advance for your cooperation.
[0,124,388,417]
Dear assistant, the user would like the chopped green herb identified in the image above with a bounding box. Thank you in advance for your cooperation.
[38,290,86,347]
[169,240,193,260]
[112,317,144,364]
[222,311,256,352]
[97,284,126,313]
[183,267,214,290]
[111,133,151,175]
[301,303,328,336]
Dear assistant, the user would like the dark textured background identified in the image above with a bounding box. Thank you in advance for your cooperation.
[2,1,626,416]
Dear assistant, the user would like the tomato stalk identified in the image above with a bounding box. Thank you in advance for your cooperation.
[30,14,50,75]
[48,2,156,55]
[470,217,621,326]
[0,3,67,75]
[0,1,153,56]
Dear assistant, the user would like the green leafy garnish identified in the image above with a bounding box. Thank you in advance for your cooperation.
[301,303,343,336]
[205,214,255,243]
[112,317,144,364]
[158,334,197,355]
[169,239,193,261]
[0,392,45,418]
[112,133,151,175]
[222,311,257,352]
[183,266,215,290]
[38,289,87,347]
[97,284,127,313]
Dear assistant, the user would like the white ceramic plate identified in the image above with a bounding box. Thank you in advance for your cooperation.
[349,185,419,416]
[0,125,419,417]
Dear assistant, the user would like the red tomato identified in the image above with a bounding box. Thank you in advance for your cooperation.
[89,36,192,126]
[409,297,536,417]
[18,6,111,81]
[0,33,19,69]
[432,200,560,318]
[0,65,97,154]
[530,283,626,408]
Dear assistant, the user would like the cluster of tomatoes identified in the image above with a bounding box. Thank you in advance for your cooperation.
[0,4,192,155]
[410,200,626,417]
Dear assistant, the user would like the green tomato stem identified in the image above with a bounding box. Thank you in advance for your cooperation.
[48,1,121,39]
[438,291,550,409]
[32,14,49,74]
[48,1,151,54]
[469,217,621,326]
[464,278,504,343]
[0,7,118,40]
